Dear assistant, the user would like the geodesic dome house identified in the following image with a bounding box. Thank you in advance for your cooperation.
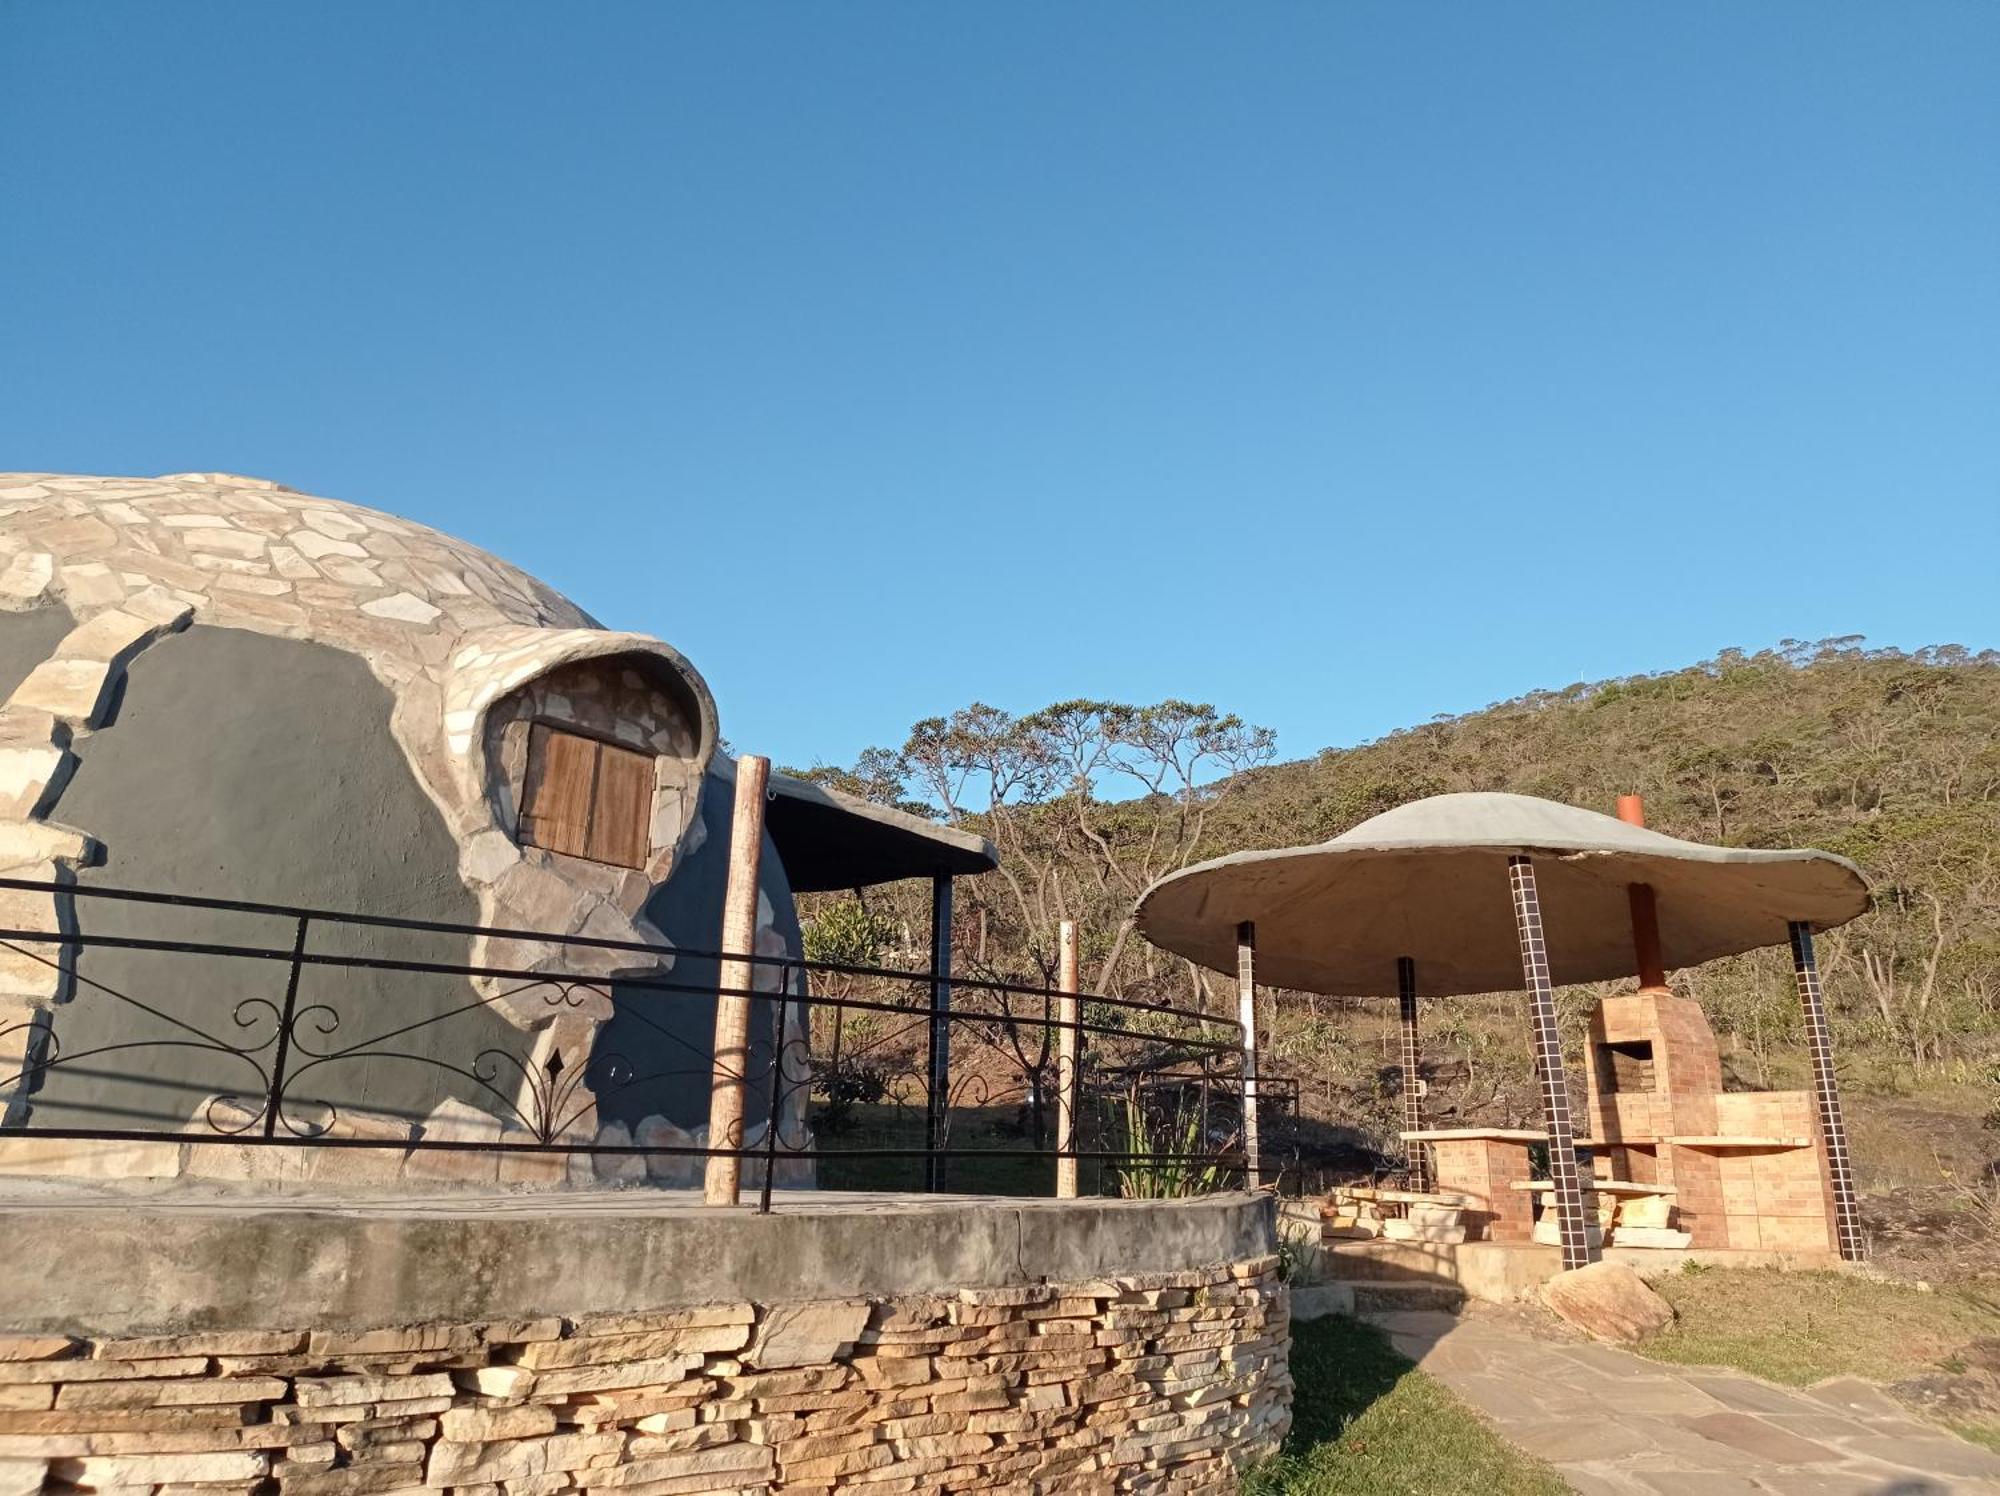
[0,472,991,1186]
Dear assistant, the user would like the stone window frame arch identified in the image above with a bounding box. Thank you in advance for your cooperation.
[429,627,721,1025]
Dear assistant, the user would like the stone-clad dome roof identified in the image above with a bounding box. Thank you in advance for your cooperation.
[0,471,597,650]
[0,473,975,1180]
[0,472,720,1017]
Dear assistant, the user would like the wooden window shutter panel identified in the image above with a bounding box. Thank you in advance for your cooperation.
[522,723,597,859]
[587,741,654,871]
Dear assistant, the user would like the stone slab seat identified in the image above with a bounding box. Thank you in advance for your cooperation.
[1325,1186,1472,1207]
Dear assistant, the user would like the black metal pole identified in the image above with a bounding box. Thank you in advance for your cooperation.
[1507,856,1597,1271]
[757,982,788,1215]
[1788,921,1865,1261]
[925,874,953,1192]
[1397,955,1429,1191]
[263,915,310,1138]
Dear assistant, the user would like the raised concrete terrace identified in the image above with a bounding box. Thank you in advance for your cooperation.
[5,1184,1277,1337]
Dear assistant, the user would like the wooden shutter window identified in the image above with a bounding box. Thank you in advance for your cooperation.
[521,724,596,859]
[519,723,654,871]
[587,741,654,870]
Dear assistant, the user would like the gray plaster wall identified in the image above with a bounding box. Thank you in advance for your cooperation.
[593,772,802,1132]
[38,626,517,1132]
[0,605,76,704]
[3,1191,1277,1335]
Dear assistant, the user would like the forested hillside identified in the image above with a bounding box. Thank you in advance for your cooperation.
[795,639,2000,1177]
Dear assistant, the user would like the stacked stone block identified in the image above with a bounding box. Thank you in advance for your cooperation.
[0,1258,1289,1495]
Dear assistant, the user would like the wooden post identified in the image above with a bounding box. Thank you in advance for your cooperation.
[1789,921,1865,1261]
[703,753,770,1207]
[1236,921,1261,1188]
[924,874,953,1193]
[1616,795,1669,992]
[1507,856,1597,1271]
[1397,956,1428,1191]
[1055,919,1080,1200]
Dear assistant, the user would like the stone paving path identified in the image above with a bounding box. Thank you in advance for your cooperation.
[1366,1307,2000,1495]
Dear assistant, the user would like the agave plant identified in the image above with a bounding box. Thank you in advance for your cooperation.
[1111,1083,1231,1199]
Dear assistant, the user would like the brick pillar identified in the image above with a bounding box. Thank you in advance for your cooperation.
[1788,921,1865,1261]
[1397,956,1429,1190]
[1508,855,1597,1271]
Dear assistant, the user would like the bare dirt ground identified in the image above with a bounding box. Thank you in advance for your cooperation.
[1848,1084,2000,1286]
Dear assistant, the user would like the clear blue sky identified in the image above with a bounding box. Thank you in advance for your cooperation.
[4,3,1995,774]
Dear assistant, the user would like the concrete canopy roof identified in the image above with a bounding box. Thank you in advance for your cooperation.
[754,766,998,892]
[1135,792,1869,997]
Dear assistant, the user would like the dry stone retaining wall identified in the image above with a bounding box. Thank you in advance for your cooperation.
[0,1256,1288,1495]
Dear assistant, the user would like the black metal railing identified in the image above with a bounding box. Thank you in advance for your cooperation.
[0,878,1260,1210]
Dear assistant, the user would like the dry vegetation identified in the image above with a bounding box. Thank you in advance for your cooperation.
[794,639,2000,1264]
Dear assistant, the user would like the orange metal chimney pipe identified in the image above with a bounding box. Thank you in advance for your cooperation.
[1618,795,1670,992]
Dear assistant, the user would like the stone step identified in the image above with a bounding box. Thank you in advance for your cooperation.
[1287,1284,1355,1322]
[1346,1280,1467,1314]
[1322,1239,1467,1284]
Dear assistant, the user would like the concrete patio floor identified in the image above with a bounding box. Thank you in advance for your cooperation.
[1366,1307,2000,1495]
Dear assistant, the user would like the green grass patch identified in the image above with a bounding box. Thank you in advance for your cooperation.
[1243,1316,1566,1496]
[1638,1266,1999,1385]
[1637,1266,2000,1454]
[1952,1420,2000,1455]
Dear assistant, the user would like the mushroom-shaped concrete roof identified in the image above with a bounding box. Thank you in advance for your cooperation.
[1135,792,1870,996]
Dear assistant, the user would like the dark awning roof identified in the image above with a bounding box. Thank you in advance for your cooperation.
[763,769,998,892]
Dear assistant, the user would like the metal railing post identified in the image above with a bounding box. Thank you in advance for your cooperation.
[1055,920,1080,1199]
[263,914,310,1137]
[757,979,788,1215]
[924,874,952,1192]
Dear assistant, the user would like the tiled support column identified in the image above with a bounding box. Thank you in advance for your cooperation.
[1788,921,1865,1261]
[1507,855,1597,1271]
[1236,920,1261,1187]
[1397,955,1429,1191]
